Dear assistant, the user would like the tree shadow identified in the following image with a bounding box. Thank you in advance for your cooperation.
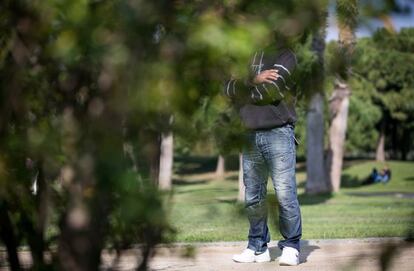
[174,155,240,175]
[296,171,366,190]
[224,175,238,182]
[172,178,208,186]
[297,192,333,205]
[174,156,217,175]
[345,192,414,199]
[216,197,238,204]
[341,173,364,188]
[174,187,237,195]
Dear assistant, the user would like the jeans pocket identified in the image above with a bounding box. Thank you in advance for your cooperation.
[269,126,294,151]
[275,151,295,172]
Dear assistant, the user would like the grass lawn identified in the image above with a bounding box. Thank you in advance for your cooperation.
[167,160,414,242]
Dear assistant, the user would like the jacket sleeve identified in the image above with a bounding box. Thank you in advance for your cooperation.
[222,77,253,102]
[250,50,297,104]
[223,50,297,105]
[222,52,258,102]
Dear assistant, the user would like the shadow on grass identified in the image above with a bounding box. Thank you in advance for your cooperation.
[174,155,240,175]
[297,192,333,205]
[405,176,414,181]
[172,178,208,186]
[174,156,217,175]
[224,175,238,182]
[345,192,414,199]
[297,173,365,190]
[341,174,364,188]
[174,187,238,195]
[216,197,238,204]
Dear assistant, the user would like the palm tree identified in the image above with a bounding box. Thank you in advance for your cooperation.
[159,130,174,190]
[305,8,330,194]
[215,154,226,178]
[326,0,358,192]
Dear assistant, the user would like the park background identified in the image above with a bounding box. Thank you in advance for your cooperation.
[0,0,413,270]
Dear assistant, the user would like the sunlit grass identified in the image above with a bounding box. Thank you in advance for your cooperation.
[168,160,414,242]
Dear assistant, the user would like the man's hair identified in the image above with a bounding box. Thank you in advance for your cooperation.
[273,29,307,48]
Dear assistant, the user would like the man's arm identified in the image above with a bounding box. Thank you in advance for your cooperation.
[223,78,252,101]
[223,50,297,104]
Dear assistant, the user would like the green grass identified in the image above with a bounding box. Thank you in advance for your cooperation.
[167,160,414,242]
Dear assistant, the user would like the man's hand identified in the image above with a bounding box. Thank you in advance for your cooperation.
[253,69,279,84]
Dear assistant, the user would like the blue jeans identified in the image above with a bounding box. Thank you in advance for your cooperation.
[243,124,302,253]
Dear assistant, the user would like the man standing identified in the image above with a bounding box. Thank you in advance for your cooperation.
[224,33,302,266]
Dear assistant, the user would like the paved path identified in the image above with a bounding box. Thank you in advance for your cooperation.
[2,238,413,270]
[105,238,414,271]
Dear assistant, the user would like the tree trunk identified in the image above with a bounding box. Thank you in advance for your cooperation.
[0,204,21,271]
[58,203,107,271]
[306,92,329,194]
[326,0,357,192]
[150,133,162,184]
[326,80,351,192]
[376,122,385,162]
[158,132,174,190]
[18,171,48,270]
[305,22,329,195]
[30,164,48,269]
[57,110,108,271]
[237,153,245,202]
[215,155,225,178]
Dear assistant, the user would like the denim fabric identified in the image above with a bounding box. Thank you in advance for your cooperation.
[243,124,302,253]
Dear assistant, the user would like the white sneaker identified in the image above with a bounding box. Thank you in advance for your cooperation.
[279,247,299,266]
[255,249,271,263]
[232,248,255,263]
[232,248,271,263]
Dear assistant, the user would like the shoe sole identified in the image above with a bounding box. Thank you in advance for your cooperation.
[255,258,271,263]
[232,257,255,263]
[232,259,255,263]
[255,260,271,263]
[232,258,271,263]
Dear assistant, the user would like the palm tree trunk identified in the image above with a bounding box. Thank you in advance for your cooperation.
[306,92,329,194]
[215,155,225,178]
[237,153,245,202]
[305,19,329,194]
[159,131,174,190]
[326,0,357,192]
[376,122,385,162]
[326,79,351,192]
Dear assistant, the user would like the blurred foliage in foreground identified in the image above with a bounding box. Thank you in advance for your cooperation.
[1,0,411,269]
[0,0,325,270]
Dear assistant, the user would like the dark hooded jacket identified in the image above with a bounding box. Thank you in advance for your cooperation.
[223,46,298,130]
